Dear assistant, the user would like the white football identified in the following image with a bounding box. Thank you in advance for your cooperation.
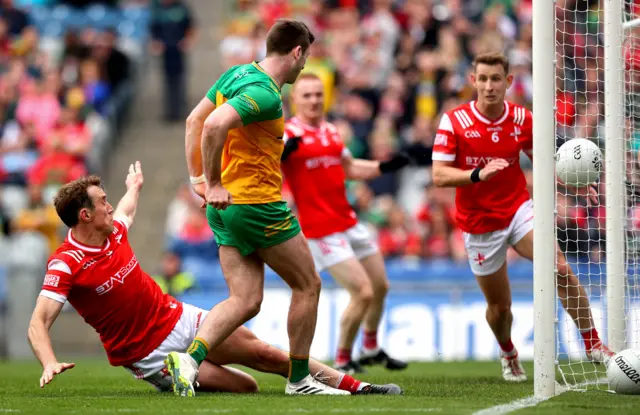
[606,348,640,394]
[555,138,603,187]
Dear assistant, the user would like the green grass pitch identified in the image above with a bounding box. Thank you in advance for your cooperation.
[0,359,638,414]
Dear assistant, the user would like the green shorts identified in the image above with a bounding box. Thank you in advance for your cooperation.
[206,201,301,256]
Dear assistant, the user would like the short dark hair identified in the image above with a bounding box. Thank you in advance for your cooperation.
[266,19,315,56]
[54,175,103,228]
[473,52,510,75]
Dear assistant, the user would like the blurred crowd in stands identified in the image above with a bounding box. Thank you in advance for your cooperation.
[0,0,634,299]
[0,0,153,298]
[166,0,617,279]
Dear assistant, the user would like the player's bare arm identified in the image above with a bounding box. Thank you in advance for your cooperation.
[201,103,243,210]
[341,150,410,181]
[28,296,75,388]
[432,159,509,188]
[113,161,144,229]
[185,97,216,198]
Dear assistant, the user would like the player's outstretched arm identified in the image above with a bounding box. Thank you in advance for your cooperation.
[28,296,75,388]
[432,159,509,187]
[185,97,216,199]
[342,150,410,181]
[113,161,144,229]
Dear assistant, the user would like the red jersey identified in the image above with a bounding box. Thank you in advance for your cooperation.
[281,117,357,238]
[432,101,533,234]
[40,220,183,367]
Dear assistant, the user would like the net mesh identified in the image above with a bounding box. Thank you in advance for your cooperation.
[554,0,640,391]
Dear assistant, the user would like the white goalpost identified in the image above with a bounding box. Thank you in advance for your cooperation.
[532,0,557,399]
[534,0,640,398]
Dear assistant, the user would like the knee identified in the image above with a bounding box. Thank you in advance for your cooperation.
[353,282,374,308]
[234,293,263,320]
[300,272,322,297]
[373,278,390,299]
[487,302,512,317]
[240,377,259,394]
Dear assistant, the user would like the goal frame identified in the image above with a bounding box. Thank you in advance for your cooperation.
[532,0,627,398]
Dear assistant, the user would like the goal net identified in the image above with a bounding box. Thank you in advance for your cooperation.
[542,0,640,394]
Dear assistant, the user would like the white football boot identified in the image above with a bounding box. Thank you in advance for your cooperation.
[285,374,350,395]
[501,351,527,383]
[587,341,615,364]
[165,352,199,397]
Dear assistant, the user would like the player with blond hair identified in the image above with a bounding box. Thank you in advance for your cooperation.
[281,73,408,374]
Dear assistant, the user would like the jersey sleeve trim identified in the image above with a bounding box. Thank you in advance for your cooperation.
[342,147,352,159]
[47,259,71,274]
[39,289,67,304]
[438,113,454,132]
[114,218,129,230]
[432,152,456,162]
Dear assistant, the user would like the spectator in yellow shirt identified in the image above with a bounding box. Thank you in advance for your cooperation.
[12,184,61,253]
[152,251,198,297]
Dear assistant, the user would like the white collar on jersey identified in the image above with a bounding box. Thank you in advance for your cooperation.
[291,116,326,132]
[67,229,111,253]
[470,101,510,125]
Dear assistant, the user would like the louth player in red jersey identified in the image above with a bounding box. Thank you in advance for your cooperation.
[27,162,401,395]
[281,73,408,374]
[431,52,614,382]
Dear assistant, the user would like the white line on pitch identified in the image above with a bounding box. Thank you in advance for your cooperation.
[470,395,550,415]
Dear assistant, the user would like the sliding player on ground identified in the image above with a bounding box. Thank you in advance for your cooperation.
[281,73,408,374]
[431,52,614,383]
[27,166,402,395]
[174,20,346,396]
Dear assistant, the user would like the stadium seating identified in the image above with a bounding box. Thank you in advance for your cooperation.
[0,2,152,303]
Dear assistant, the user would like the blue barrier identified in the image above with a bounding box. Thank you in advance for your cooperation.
[180,255,640,292]
[178,288,640,362]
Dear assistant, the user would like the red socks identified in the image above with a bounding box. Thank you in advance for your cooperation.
[335,348,352,366]
[363,330,378,351]
[499,339,515,355]
[337,374,362,394]
[581,327,601,351]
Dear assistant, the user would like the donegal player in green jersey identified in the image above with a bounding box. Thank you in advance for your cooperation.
[168,20,345,397]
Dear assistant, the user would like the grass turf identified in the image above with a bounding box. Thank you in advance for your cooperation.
[0,360,638,414]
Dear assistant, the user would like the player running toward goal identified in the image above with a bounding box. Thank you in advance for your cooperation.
[174,20,344,396]
[431,52,614,383]
[28,167,402,395]
[281,73,408,374]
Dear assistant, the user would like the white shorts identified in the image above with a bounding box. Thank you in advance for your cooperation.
[307,223,379,272]
[124,303,208,391]
[463,200,533,277]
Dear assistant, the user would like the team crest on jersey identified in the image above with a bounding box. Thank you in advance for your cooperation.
[510,127,522,141]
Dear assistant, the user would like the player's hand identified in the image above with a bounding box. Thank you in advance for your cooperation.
[565,182,599,206]
[40,361,75,388]
[281,136,301,162]
[125,161,144,191]
[205,183,233,210]
[479,158,510,181]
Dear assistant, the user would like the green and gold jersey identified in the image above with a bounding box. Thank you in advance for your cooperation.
[206,62,285,204]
